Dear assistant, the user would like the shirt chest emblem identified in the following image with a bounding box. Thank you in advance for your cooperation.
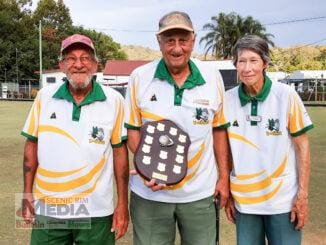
[193,108,209,125]
[266,118,282,136]
[89,126,105,144]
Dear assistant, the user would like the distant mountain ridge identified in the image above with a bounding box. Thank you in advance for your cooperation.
[122,45,211,60]
[122,44,326,72]
[122,45,161,60]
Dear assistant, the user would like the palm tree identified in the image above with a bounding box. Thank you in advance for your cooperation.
[200,12,274,59]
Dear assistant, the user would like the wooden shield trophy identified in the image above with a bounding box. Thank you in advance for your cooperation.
[134,120,191,185]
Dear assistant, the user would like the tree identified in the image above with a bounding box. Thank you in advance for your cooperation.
[200,12,274,59]
[33,0,72,31]
[33,0,126,70]
[69,26,127,69]
[269,46,326,72]
[33,0,73,70]
[0,0,126,82]
[0,0,35,82]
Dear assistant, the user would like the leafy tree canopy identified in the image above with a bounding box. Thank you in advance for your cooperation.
[0,0,126,83]
[200,12,274,59]
[270,46,326,72]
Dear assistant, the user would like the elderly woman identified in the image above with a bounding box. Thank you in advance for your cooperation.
[225,35,314,245]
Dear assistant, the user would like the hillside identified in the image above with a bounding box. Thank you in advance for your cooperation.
[122,45,211,60]
[122,45,162,60]
[122,44,326,72]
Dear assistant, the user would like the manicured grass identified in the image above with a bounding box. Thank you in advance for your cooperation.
[0,101,324,244]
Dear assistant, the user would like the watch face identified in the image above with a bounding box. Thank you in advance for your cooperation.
[134,120,191,185]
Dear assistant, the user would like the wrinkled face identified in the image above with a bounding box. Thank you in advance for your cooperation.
[59,48,98,90]
[236,49,268,87]
[158,29,195,72]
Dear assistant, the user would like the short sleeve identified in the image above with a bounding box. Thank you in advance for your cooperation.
[111,94,127,147]
[288,89,313,137]
[21,92,41,141]
[212,71,230,129]
[124,72,142,129]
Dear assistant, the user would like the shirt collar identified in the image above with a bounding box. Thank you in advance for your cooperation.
[153,58,205,89]
[238,74,272,106]
[53,77,106,106]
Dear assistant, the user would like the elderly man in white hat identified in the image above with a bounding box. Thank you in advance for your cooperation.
[124,11,231,245]
[21,34,129,244]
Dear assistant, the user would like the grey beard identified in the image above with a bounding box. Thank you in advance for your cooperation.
[68,74,92,90]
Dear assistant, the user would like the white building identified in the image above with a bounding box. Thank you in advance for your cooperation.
[266,71,288,83]
[203,60,237,90]
[40,69,103,88]
[102,60,150,87]
[282,70,326,93]
[289,70,326,80]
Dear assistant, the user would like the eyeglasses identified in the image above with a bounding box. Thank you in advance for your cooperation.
[63,56,93,65]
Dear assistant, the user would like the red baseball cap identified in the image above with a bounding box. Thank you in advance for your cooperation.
[61,34,95,54]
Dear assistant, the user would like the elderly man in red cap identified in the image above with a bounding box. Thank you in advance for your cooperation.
[21,34,129,244]
[124,11,231,245]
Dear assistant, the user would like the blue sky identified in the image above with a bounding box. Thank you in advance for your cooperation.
[32,0,326,53]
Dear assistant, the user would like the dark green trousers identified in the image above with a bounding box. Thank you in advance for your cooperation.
[31,215,115,245]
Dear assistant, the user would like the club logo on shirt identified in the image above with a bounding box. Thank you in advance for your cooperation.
[150,94,157,101]
[89,126,105,144]
[50,112,56,119]
[193,108,209,125]
[266,118,282,136]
